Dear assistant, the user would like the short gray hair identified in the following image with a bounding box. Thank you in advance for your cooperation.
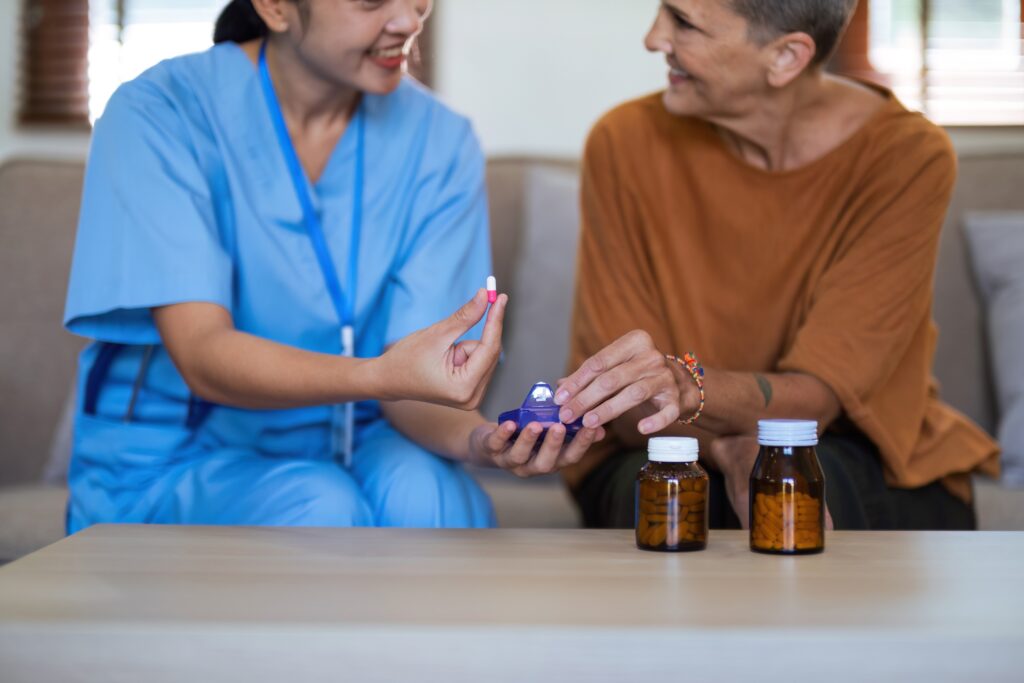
[729,0,858,65]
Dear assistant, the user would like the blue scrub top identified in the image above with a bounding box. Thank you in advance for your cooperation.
[64,43,492,464]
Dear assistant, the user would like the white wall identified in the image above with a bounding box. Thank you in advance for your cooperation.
[0,0,91,164]
[433,0,667,158]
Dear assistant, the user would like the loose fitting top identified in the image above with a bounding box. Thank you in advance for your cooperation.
[566,90,999,500]
[64,43,490,462]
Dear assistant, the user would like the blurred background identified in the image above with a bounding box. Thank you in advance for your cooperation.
[2,0,1022,161]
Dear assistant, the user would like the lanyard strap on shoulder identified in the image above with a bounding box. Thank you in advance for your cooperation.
[258,41,363,332]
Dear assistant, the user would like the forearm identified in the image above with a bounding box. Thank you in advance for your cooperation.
[170,326,386,409]
[613,364,839,448]
[381,400,487,462]
[696,368,840,436]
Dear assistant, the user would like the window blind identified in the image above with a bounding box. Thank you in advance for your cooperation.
[18,0,91,126]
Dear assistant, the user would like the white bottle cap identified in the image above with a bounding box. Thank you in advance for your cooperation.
[647,437,699,463]
[757,419,818,447]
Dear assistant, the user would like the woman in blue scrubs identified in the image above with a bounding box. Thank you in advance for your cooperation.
[62,0,605,533]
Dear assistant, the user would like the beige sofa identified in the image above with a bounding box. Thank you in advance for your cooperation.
[1,152,1022,562]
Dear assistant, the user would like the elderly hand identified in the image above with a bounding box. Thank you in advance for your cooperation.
[709,436,760,529]
[710,435,834,530]
[553,330,683,435]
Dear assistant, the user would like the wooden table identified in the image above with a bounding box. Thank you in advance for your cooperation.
[1,526,1023,682]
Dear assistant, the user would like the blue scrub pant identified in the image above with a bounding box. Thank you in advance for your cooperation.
[67,419,495,531]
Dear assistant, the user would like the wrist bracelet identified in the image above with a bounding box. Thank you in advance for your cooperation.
[665,352,705,425]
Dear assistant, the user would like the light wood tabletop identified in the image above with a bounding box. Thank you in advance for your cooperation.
[1,525,1023,682]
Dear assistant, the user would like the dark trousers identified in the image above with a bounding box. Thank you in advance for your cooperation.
[572,432,976,530]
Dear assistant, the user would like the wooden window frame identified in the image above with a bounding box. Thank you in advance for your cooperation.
[832,0,1024,126]
[18,0,92,128]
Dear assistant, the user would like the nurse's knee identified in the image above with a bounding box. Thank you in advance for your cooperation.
[366,448,492,528]
[277,462,374,527]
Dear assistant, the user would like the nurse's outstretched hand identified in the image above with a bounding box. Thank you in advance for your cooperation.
[467,420,606,478]
[377,288,507,410]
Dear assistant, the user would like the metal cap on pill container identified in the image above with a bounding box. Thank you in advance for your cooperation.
[757,419,818,447]
[647,437,699,463]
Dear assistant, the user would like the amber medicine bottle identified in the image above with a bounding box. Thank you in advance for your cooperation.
[636,437,709,552]
[749,420,826,555]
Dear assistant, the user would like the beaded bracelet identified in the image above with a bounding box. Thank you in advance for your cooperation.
[665,352,705,425]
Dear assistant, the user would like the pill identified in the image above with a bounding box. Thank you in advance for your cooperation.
[675,492,703,506]
[486,276,497,304]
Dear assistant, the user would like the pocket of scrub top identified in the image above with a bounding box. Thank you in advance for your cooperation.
[71,411,200,482]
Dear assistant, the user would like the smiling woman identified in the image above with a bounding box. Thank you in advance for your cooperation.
[15,0,436,125]
[561,0,998,531]
[645,0,858,121]
[60,0,604,534]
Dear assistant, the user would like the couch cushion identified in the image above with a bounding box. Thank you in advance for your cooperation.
[481,160,580,421]
[0,485,67,563]
[975,478,1024,530]
[933,154,1024,433]
[0,160,86,487]
[964,211,1024,486]
[472,468,581,528]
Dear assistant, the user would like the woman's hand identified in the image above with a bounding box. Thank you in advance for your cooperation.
[554,330,684,435]
[710,436,834,530]
[709,436,760,529]
[374,289,508,410]
[468,420,606,478]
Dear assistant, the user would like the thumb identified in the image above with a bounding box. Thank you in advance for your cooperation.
[444,289,489,340]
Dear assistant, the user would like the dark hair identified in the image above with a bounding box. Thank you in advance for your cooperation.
[213,0,269,44]
[729,0,858,65]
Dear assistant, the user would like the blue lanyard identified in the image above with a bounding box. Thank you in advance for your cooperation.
[258,41,363,342]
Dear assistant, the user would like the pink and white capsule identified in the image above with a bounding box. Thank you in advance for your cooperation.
[486,276,497,304]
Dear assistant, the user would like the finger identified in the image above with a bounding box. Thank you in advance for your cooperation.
[479,292,507,349]
[570,359,672,429]
[445,289,489,339]
[554,427,600,469]
[728,480,751,530]
[497,422,542,470]
[825,506,835,531]
[467,321,507,405]
[554,330,653,406]
[636,400,682,435]
[558,349,669,426]
[559,358,651,425]
[469,354,503,408]
[485,420,517,453]
[451,340,481,368]
[524,423,566,475]
[463,293,507,379]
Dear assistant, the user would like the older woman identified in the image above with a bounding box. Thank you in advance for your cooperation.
[554,0,999,529]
